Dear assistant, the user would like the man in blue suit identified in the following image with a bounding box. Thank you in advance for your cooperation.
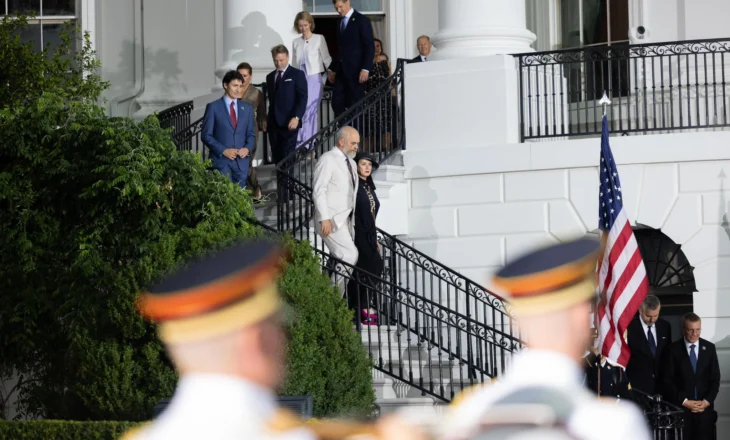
[266,45,307,200]
[327,0,375,117]
[201,70,256,188]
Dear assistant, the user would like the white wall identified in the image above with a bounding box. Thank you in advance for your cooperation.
[403,131,730,435]
[410,0,439,57]
[99,0,138,116]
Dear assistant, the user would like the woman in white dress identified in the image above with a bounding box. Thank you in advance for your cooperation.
[291,11,332,151]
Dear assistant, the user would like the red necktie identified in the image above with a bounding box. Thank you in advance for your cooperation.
[229,101,237,130]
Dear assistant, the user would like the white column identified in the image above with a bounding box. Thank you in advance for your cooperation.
[430,0,536,61]
[215,0,302,79]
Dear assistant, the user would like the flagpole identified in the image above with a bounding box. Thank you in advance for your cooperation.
[599,91,611,117]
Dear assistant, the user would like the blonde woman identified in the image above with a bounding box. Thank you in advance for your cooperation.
[291,11,332,150]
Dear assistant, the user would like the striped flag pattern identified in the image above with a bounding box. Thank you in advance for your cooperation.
[596,115,649,368]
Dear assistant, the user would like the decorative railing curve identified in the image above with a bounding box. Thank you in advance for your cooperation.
[376,229,510,313]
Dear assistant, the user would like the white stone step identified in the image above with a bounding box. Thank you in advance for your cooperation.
[376,397,441,416]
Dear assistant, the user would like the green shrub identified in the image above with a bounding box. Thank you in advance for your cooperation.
[280,239,376,417]
[0,14,108,107]
[0,94,374,420]
[0,420,140,440]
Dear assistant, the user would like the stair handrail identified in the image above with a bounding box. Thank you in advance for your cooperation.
[377,228,509,310]
[275,58,407,178]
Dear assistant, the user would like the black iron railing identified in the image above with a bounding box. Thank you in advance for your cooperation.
[632,389,685,439]
[315,246,518,401]
[158,100,193,137]
[514,38,730,140]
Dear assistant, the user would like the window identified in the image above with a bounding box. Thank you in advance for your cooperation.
[559,0,630,102]
[304,0,384,15]
[560,0,629,49]
[3,0,77,51]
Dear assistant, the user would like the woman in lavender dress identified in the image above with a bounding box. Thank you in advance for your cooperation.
[292,11,332,151]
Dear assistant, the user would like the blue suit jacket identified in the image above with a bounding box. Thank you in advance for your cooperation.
[329,10,374,80]
[201,97,256,168]
[266,66,308,128]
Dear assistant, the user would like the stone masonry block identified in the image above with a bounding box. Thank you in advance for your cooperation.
[548,201,588,242]
[411,236,503,269]
[504,169,567,202]
[660,194,703,245]
[569,168,599,231]
[459,202,546,237]
[679,161,730,193]
[636,163,678,229]
[408,207,458,239]
[411,174,502,208]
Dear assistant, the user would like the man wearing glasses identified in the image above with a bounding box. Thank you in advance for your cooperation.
[661,312,720,440]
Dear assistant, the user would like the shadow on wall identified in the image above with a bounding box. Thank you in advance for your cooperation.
[106,40,187,115]
[228,11,284,67]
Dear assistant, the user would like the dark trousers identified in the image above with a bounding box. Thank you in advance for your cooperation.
[268,123,298,201]
[347,245,384,328]
[332,72,366,119]
[683,408,716,440]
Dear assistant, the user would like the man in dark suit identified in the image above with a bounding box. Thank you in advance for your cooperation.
[201,70,256,188]
[626,295,672,396]
[661,312,720,440]
[409,35,432,63]
[327,0,374,117]
[266,44,307,200]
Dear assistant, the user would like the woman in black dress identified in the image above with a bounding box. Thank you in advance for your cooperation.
[348,152,383,327]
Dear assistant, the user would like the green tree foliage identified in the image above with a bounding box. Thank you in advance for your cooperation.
[0,420,141,439]
[0,15,374,421]
[0,14,108,107]
[280,240,376,417]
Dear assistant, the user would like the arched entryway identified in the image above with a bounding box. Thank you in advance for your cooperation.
[634,227,696,336]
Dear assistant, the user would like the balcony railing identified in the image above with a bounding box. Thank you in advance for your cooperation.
[514,38,730,140]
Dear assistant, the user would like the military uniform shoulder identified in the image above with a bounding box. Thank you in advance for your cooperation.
[119,422,151,440]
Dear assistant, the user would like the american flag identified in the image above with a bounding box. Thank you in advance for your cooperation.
[596,115,649,368]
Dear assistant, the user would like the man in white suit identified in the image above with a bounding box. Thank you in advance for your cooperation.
[313,126,360,291]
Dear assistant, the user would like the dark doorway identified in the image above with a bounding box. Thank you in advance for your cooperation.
[634,227,696,338]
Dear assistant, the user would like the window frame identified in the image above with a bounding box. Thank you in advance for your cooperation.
[2,0,79,49]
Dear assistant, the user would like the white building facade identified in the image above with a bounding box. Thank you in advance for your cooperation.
[5,0,730,433]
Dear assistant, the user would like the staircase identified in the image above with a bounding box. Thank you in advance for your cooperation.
[162,59,521,413]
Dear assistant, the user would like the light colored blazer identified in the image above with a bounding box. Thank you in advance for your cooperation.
[313,147,358,232]
[292,34,332,76]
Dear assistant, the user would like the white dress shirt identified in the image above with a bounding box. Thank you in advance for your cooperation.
[341,8,354,27]
[223,96,238,120]
[683,339,705,405]
[685,338,699,361]
[126,374,315,440]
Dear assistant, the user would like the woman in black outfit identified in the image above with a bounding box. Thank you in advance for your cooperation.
[348,152,383,327]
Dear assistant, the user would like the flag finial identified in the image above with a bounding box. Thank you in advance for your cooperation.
[599,91,611,116]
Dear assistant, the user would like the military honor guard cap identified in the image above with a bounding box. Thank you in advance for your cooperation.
[138,240,286,344]
[492,237,601,315]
